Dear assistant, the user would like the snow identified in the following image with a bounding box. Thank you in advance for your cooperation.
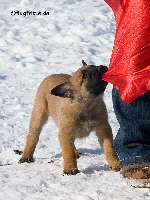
[0,0,150,199]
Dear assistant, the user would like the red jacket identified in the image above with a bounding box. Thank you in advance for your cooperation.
[102,0,150,103]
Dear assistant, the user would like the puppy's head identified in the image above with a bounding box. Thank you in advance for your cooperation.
[81,61,108,95]
[51,60,108,98]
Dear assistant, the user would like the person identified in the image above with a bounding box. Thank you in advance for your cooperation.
[102,0,150,181]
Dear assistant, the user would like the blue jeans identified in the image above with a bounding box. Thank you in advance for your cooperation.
[112,88,150,168]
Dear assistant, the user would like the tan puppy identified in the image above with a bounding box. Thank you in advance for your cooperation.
[19,60,120,175]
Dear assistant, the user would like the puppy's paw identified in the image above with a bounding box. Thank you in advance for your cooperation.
[110,161,120,172]
[63,168,80,175]
[19,156,34,164]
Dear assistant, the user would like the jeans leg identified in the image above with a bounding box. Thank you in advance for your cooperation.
[112,88,150,168]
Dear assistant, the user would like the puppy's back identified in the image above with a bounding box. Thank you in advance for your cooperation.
[35,74,71,125]
[40,74,71,91]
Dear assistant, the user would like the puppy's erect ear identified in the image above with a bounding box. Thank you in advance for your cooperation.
[51,83,73,98]
[82,60,87,66]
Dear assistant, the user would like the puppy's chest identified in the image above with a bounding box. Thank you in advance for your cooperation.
[77,110,98,130]
[73,111,98,139]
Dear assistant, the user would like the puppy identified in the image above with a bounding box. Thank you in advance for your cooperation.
[19,60,120,175]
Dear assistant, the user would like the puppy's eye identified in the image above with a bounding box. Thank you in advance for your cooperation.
[96,66,103,73]
[82,70,88,80]
[98,68,103,72]
[98,65,108,73]
[83,73,88,79]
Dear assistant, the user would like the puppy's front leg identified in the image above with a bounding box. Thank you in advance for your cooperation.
[94,125,120,172]
[59,127,79,175]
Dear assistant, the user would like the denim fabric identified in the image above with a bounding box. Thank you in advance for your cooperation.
[112,88,150,167]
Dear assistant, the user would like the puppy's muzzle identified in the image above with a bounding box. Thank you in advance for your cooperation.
[83,65,108,95]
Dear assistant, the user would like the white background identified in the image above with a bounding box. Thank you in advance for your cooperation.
[0,0,150,199]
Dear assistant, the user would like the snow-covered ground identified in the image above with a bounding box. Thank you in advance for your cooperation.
[0,0,150,199]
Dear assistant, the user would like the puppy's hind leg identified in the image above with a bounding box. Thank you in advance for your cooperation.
[19,95,48,163]
[94,125,120,172]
